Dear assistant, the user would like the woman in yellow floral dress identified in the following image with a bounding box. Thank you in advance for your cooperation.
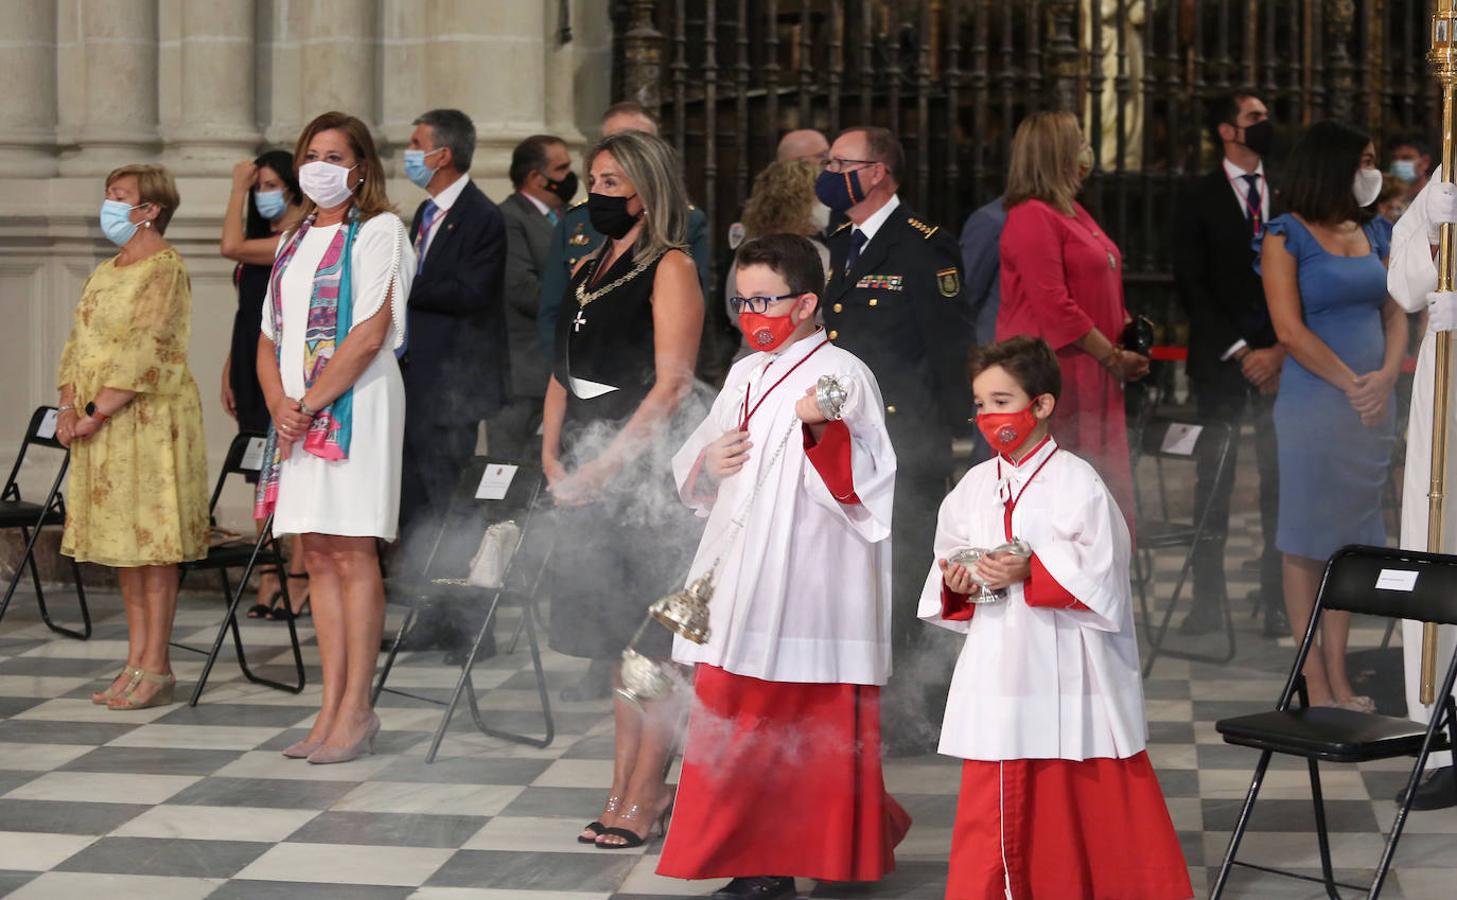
[55,164,209,710]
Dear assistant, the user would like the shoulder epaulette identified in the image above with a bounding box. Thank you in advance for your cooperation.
[568,197,588,210]
[830,220,854,236]
[907,217,940,240]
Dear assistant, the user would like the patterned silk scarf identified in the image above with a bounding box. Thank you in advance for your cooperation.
[254,211,360,519]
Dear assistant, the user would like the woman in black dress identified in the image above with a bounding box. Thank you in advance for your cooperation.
[542,130,704,848]
[219,150,304,618]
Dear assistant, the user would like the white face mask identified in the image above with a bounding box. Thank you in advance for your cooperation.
[1353,167,1383,208]
[809,200,831,233]
[299,160,358,209]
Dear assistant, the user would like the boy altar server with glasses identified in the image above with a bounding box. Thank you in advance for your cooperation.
[657,234,910,900]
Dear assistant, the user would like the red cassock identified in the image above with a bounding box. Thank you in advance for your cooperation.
[656,664,912,883]
[949,754,1193,900]
[996,198,1135,528]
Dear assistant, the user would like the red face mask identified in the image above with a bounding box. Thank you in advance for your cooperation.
[739,311,799,352]
[977,403,1041,456]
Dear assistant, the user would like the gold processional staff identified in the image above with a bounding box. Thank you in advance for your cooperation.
[1423,1,1457,705]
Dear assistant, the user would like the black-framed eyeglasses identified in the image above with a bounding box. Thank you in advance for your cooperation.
[822,157,880,174]
[729,293,801,315]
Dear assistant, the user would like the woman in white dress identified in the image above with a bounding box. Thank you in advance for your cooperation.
[256,111,415,764]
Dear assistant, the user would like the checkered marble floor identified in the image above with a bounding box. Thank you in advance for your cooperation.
[1,512,1455,898]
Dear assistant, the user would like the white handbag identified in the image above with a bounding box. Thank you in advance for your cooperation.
[466,520,521,589]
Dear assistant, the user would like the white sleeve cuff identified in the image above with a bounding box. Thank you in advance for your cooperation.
[1220,339,1248,361]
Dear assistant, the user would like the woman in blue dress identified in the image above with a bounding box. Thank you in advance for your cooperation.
[1258,120,1406,711]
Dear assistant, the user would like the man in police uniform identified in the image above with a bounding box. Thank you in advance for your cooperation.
[536,101,711,356]
[820,125,975,753]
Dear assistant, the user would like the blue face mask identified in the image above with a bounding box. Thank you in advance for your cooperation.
[1391,159,1419,183]
[403,147,445,189]
[100,199,144,247]
[254,189,287,220]
[814,166,870,213]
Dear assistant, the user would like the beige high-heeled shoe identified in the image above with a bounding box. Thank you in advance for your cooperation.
[107,669,175,711]
[307,713,381,765]
[92,667,140,705]
[281,737,324,759]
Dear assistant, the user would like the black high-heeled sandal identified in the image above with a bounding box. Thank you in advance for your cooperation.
[595,799,673,849]
[268,596,311,621]
[268,571,311,621]
[577,795,622,844]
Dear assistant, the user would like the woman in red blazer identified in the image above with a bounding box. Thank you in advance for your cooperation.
[996,110,1150,524]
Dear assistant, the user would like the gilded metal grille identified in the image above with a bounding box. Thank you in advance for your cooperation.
[616,0,1436,328]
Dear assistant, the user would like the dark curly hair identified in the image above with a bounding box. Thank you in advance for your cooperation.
[968,336,1062,401]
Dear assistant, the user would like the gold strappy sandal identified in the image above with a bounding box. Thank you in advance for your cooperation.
[107,668,176,711]
[92,666,140,705]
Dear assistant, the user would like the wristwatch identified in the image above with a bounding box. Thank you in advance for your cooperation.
[299,400,317,418]
[84,402,109,423]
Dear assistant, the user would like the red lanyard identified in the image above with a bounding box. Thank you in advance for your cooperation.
[739,338,830,430]
[1226,169,1264,235]
[996,439,1057,540]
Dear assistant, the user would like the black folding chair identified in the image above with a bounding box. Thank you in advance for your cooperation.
[1211,545,1457,900]
[1133,417,1236,676]
[0,406,90,639]
[373,457,555,759]
[173,432,305,705]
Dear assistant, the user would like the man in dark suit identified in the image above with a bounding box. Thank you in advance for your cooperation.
[492,134,573,462]
[820,125,975,752]
[1172,91,1286,637]
[396,110,509,661]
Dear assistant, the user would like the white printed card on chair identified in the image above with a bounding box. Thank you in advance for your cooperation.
[475,464,518,500]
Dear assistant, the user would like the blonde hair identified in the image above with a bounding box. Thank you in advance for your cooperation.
[742,160,819,238]
[587,130,690,260]
[292,111,394,221]
[1004,111,1083,216]
[105,164,180,234]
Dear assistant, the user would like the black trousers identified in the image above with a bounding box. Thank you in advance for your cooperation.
[1192,382,1282,611]
[882,466,952,744]
[399,417,481,547]
[484,396,544,466]
[394,415,489,653]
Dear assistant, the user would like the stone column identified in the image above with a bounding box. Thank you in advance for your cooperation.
[385,1,553,193]
[0,1,59,176]
[378,0,428,153]
[299,0,377,124]
[162,0,259,174]
[63,0,161,174]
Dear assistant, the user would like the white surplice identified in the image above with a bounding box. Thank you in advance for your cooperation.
[670,332,896,685]
[1387,171,1457,768]
[918,438,1149,761]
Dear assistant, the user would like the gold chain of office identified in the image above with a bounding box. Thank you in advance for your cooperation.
[574,248,667,310]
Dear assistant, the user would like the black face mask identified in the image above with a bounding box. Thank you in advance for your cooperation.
[543,170,578,205]
[588,192,640,240]
[1237,119,1275,158]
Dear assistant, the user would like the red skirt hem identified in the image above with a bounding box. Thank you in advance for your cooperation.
[656,665,910,883]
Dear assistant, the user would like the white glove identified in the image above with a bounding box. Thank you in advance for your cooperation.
[1428,290,1457,334]
[1426,181,1457,244]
